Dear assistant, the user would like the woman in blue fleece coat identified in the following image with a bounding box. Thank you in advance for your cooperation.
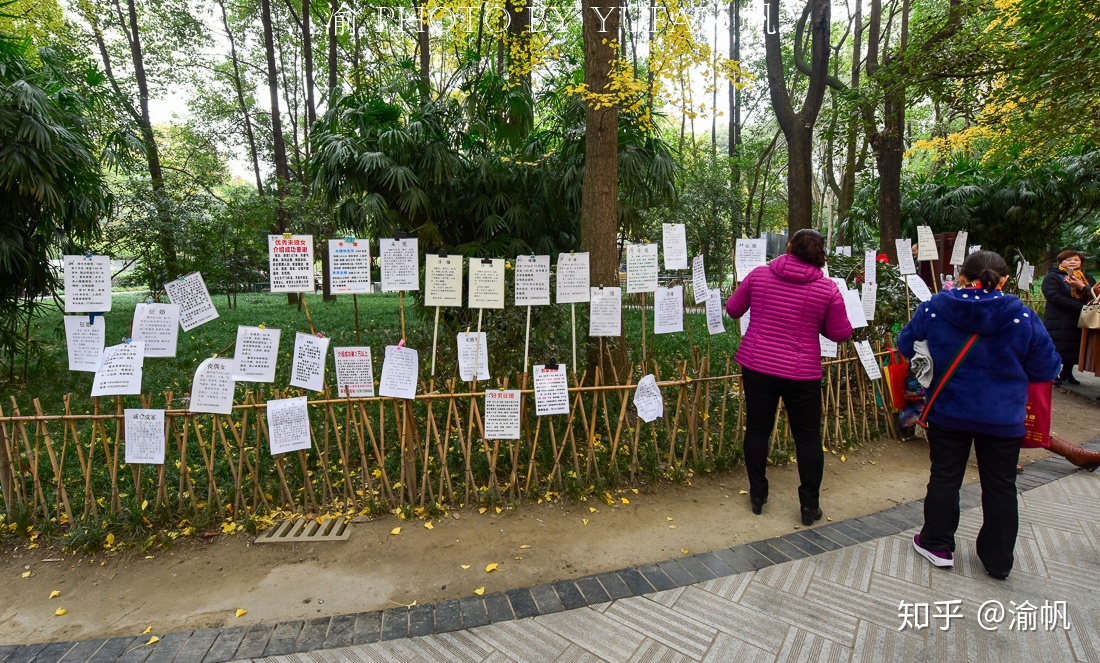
[898,250,1060,580]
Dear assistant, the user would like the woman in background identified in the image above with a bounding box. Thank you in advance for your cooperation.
[725,229,853,526]
[1042,249,1099,385]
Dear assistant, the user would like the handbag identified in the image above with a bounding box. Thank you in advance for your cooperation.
[1021,381,1053,449]
[1079,292,1100,330]
[916,333,980,429]
[885,348,910,410]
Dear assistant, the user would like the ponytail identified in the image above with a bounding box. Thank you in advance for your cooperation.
[960,250,1008,291]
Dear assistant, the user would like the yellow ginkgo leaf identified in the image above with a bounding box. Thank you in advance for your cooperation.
[141,500,148,511]
[620,498,630,505]
[588,507,597,513]
[473,587,485,596]
[54,608,67,617]
[142,626,152,634]
[147,636,160,645]
[21,571,30,578]
[494,507,502,514]
[840,455,847,462]
[390,527,401,535]
[514,556,523,560]
[485,563,498,573]
[669,525,677,529]
[460,564,471,570]
[582,519,589,525]
[666,517,674,521]
[738,490,748,495]
[235,609,248,618]
[49,591,60,599]
[478,507,487,514]
[631,488,639,494]
[680,548,689,555]
[106,533,115,545]
[519,544,530,549]
[424,522,434,530]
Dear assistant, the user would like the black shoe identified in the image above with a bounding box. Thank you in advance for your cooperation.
[751,497,767,515]
[1065,373,1081,385]
[987,569,1010,580]
[801,507,823,526]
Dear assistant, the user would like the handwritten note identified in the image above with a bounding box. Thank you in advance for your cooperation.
[706,288,725,335]
[896,239,917,275]
[662,223,688,270]
[63,255,113,312]
[1016,261,1035,291]
[457,332,490,382]
[691,254,709,304]
[533,364,569,416]
[164,272,219,331]
[950,231,969,266]
[267,396,312,455]
[91,342,144,397]
[333,346,374,398]
[843,289,868,329]
[514,255,551,306]
[588,286,622,337]
[861,282,878,321]
[906,274,933,302]
[380,237,419,291]
[190,358,237,415]
[379,345,418,399]
[654,286,684,334]
[124,409,165,465]
[424,254,463,307]
[328,238,372,294]
[290,332,330,392]
[916,226,939,262]
[468,258,505,309]
[735,238,767,281]
[625,244,659,294]
[969,245,981,255]
[64,315,105,372]
[739,309,750,336]
[864,250,877,284]
[484,390,522,439]
[556,252,591,303]
[131,303,180,358]
[819,335,838,358]
[633,374,664,422]
[268,235,315,293]
[854,340,883,380]
[233,326,281,382]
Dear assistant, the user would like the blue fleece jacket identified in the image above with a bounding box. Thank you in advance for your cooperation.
[897,287,1060,437]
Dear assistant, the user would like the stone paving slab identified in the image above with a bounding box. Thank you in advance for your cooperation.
[4,443,1098,663]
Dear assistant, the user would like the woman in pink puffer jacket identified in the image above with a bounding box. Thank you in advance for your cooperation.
[725,229,853,525]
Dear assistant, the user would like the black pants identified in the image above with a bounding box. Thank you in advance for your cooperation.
[741,367,824,510]
[919,423,1022,575]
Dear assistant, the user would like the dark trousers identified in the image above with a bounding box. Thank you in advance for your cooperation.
[741,367,824,510]
[919,423,1022,575]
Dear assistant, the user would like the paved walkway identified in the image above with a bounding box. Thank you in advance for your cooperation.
[1063,368,1100,402]
[3,443,1099,663]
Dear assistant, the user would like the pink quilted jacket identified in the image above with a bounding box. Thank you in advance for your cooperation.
[726,253,853,380]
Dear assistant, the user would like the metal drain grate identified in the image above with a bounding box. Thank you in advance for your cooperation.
[255,517,351,544]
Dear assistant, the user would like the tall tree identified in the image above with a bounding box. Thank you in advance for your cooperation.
[260,0,291,232]
[216,0,264,195]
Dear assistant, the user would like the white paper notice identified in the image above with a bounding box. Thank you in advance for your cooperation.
[63,255,113,312]
[64,315,105,372]
[626,243,659,294]
[380,237,419,292]
[864,250,877,284]
[654,286,684,334]
[267,396,312,455]
[906,274,934,302]
[735,238,767,281]
[91,342,144,397]
[706,289,725,335]
[124,409,165,465]
[131,303,181,358]
[457,332,490,382]
[836,245,852,257]
[691,254,709,304]
[514,255,551,306]
[739,309,750,336]
[861,282,878,321]
[633,374,664,422]
[588,286,622,337]
[484,390,522,439]
[290,332,330,392]
[233,326,281,382]
[190,358,237,415]
[950,231,969,266]
[268,234,315,293]
[164,272,219,331]
[896,239,917,275]
[854,340,883,380]
[533,364,569,416]
[662,223,688,270]
[843,289,868,329]
[556,252,591,303]
[424,254,463,307]
[333,346,374,398]
[916,226,939,262]
[468,258,506,309]
[819,335,838,358]
[379,345,418,399]
[1016,261,1035,291]
[969,245,981,254]
[328,238,372,294]
[830,277,849,293]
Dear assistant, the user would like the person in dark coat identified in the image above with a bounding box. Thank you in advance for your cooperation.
[1042,249,1100,385]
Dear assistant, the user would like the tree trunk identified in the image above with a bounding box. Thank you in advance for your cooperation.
[261,0,295,303]
[327,0,338,92]
[416,0,430,96]
[728,0,741,182]
[302,0,316,127]
[874,84,905,261]
[218,0,264,195]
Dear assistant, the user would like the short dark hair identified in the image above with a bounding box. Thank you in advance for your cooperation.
[787,229,827,268]
[960,250,1008,291]
[1056,249,1085,264]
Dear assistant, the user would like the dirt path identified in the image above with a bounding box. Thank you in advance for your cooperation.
[3,390,1097,646]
